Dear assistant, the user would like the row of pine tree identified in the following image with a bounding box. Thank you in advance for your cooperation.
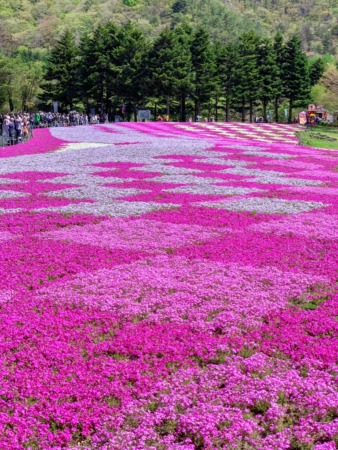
[44,22,325,122]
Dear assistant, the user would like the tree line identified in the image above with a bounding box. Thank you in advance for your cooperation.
[12,23,330,122]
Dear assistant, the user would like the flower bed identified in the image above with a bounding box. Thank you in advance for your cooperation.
[0,123,337,449]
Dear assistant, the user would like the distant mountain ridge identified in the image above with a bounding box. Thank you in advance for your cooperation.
[0,0,337,56]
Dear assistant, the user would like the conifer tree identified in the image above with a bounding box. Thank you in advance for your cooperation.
[44,30,79,110]
[217,42,238,122]
[117,22,149,121]
[257,37,281,121]
[147,28,177,116]
[282,35,310,123]
[190,27,216,120]
[273,31,284,122]
[79,23,120,116]
[233,32,260,122]
[309,57,325,86]
[147,26,192,117]
[78,33,95,112]
[173,23,193,121]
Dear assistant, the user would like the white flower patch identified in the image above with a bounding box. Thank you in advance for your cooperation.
[41,174,132,186]
[220,167,290,178]
[151,157,184,164]
[197,157,245,166]
[258,176,323,187]
[243,150,294,159]
[54,142,112,153]
[264,160,323,170]
[129,164,203,175]
[163,185,265,196]
[0,208,22,214]
[150,174,227,184]
[218,159,251,168]
[0,190,29,199]
[220,167,323,186]
[34,201,177,217]
[47,186,150,201]
[50,125,212,152]
[0,178,27,185]
[198,197,325,214]
[221,144,267,151]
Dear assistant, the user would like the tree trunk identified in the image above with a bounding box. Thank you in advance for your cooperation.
[8,87,14,111]
[182,95,186,122]
[249,99,253,123]
[225,97,230,122]
[180,94,186,122]
[133,101,137,122]
[274,97,279,123]
[195,99,201,121]
[127,101,132,122]
[215,95,218,122]
[288,98,293,124]
[241,98,245,122]
[166,96,170,116]
[105,90,111,117]
[263,100,267,121]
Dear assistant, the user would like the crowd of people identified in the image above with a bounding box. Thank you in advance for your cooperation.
[26,111,109,127]
[0,111,110,146]
[0,113,31,145]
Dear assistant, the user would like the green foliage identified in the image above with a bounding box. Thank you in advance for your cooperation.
[297,129,338,150]
[0,51,44,111]
[146,25,193,117]
[233,32,261,122]
[282,35,310,122]
[257,38,281,117]
[272,31,285,122]
[311,83,338,112]
[309,57,325,86]
[0,0,336,58]
[249,400,271,415]
[43,30,79,110]
[172,0,187,14]
[155,419,177,436]
[191,27,217,118]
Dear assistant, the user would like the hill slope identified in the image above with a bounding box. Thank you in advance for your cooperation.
[0,0,337,55]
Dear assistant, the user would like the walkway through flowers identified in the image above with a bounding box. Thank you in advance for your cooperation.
[0,123,337,449]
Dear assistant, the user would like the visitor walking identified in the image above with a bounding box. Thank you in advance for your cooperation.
[14,114,23,142]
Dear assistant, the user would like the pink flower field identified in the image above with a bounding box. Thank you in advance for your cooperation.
[0,123,337,450]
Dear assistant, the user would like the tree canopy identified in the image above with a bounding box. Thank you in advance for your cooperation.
[0,19,336,123]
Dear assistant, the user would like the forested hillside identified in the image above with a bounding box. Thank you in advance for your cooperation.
[0,0,337,56]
